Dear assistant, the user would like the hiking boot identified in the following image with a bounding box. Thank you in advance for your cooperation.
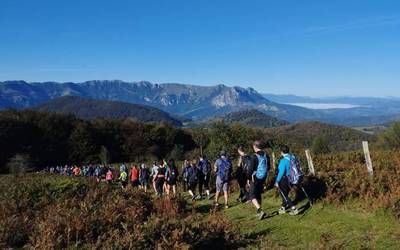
[214,202,221,208]
[278,207,286,215]
[289,207,299,216]
[258,211,266,220]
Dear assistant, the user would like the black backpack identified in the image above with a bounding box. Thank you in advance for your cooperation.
[243,155,253,180]
[188,166,198,183]
[169,166,178,181]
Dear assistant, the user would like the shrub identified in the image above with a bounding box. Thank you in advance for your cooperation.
[0,174,244,249]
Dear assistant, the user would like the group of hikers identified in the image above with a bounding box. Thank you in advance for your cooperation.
[45,140,306,220]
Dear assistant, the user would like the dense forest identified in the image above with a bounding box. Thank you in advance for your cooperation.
[204,109,289,128]
[0,110,194,173]
[0,109,380,174]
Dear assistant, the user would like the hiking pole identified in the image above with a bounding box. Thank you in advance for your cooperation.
[300,186,313,207]
[276,185,290,206]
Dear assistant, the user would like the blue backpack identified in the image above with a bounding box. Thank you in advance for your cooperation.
[255,154,268,180]
[285,154,304,185]
[217,158,231,182]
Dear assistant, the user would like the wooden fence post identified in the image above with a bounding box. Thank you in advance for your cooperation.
[272,152,276,170]
[305,149,315,175]
[362,141,374,176]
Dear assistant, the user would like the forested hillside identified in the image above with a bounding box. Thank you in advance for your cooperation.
[34,96,183,126]
[207,109,289,128]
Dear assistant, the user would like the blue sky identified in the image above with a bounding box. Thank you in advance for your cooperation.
[0,0,399,97]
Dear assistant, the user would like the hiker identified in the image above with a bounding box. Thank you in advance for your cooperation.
[162,160,168,194]
[120,163,127,173]
[214,151,232,209]
[236,145,251,203]
[154,161,166,197]
[275,145,299,215]
[182,160,190,192]
[130,165,140,188]
[95,165,102,182]
[82,166,89,176]
[87,165,94,176]
[106,169,113,183]
[151,161,159,193]
[247,140,270,220]
[198,155,211,199]
[166,159,179,196]
[119,170,128,189]
[73,166,81,176]
[139,163,150,192]
[187,159,199,201]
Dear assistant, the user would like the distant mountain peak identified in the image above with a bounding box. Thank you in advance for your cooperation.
[0,80,317,122]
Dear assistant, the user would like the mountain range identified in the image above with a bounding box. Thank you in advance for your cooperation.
[0,80,317,122]
[1,80,399,126]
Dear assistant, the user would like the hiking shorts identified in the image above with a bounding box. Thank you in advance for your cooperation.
[216,176,228,193]
[167,178,177,186]
[188,181,197,191]
[140,178,148,186]
[248,178,264,201]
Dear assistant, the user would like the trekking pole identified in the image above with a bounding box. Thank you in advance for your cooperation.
[300,186,313,207]
[276,185,290,205]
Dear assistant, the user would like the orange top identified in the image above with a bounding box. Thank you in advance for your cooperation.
[130,167,139,181]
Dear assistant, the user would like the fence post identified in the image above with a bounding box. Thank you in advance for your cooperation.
[272,152,276,170]
[362,141,374,176]
[305,149,315,175]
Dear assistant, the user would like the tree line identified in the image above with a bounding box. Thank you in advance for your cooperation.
[1,109,397,174]
[0,110,194,173]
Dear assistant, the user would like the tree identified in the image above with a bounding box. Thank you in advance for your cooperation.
[190,128,210,156]
[311,136,330,155]
[378,122,400,149]
[7,154,32,175]
[99,146,110,165]
[68,122,99,164]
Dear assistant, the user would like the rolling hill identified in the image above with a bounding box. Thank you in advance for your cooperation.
[34,96,183,126]
[265,121,376,151]
[207,109,289,128]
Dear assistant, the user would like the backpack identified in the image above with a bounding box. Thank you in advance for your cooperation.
[217,158,231,183]
[199,160,211,176]
[169,166,178,181]
[188,167,198,183]
[255,153,268,180]
[183,166,189,180]
[285,154,304,185]
[242,155,253,180]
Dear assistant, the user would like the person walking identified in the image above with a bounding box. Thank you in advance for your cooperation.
[139,164,150,192]
[275,145,299,216]
[130,165,140,188]
[214,151,232,209]
[154,161,166,197]
[166,159,179,196]
[236,145,251,203]
[198,155,211,199]
[247,140,270,220]
[187,159,199,201]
